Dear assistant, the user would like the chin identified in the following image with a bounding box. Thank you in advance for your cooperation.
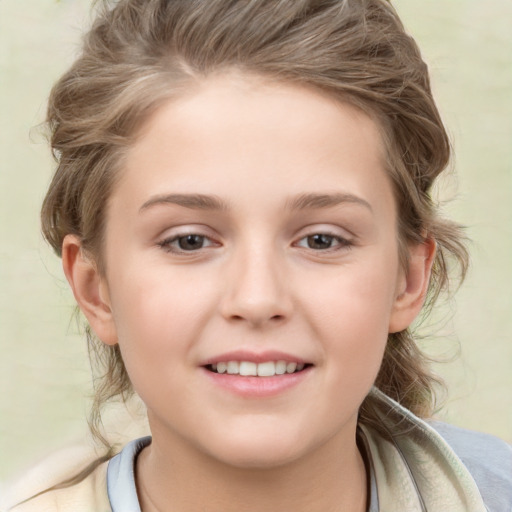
[213,444,302,470]
[199,425,314,470]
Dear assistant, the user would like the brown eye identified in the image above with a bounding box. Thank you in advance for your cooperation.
[295,232,352,252]
[306,234,336,250]
[177,234,206,251]
[158,233,216,253]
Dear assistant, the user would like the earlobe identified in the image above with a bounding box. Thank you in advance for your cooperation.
[388,237,436,334]
[62,235,118,345]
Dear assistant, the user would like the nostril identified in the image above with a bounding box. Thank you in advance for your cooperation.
[227,313,285,324]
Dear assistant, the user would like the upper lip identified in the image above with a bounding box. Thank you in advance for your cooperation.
[200,350,310,366]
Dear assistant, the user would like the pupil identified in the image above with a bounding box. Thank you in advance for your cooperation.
[308,234,333,249]
[179,235,204,250]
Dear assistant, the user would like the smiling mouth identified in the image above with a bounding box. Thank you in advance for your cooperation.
[205,361,311,377]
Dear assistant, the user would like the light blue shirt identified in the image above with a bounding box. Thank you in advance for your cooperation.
[106,435,381,511]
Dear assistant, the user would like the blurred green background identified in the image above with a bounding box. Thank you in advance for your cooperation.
[1,0,511,484]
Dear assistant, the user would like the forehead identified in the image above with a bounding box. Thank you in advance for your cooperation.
[131,72,386,151]
[114,74,394,217]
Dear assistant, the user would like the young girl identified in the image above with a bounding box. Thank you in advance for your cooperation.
[7,0,512,510]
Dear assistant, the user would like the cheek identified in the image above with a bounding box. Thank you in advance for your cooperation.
[107,283,196,412]
[106,263,222,377]
[110,257,215,328]
[305,256,399,338]
[302,254,399,387]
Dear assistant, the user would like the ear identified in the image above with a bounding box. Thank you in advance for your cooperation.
[62,235,118,345]
[388,237,436,334]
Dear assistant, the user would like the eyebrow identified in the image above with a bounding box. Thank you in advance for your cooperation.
[139,191,372,214]
[139,193,229,212]
[286,193,373,212]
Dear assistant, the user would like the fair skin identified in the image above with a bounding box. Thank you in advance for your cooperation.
[63,74,434,512]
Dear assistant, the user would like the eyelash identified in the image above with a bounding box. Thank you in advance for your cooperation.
[157,233,217,253]
[157,231,352,254]
[295,232,353,252]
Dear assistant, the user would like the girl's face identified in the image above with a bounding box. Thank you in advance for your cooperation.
[84,74,428,468]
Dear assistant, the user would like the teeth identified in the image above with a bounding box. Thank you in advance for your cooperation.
[286,362,297,374]
[227,361,239,374]
[239,361,257,376]
[257,361,275,377]
[210,360,307,377]
[275,360,287,375]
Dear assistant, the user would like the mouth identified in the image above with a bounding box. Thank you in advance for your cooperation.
[201,353,313,397]
[204,360,312,377]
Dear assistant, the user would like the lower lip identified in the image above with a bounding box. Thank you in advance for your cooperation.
[202,366,312,398]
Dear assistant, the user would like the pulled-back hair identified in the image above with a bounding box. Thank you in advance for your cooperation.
[42,0,468,448]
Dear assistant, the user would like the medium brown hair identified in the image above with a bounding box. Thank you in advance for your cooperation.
[42,0,468,450]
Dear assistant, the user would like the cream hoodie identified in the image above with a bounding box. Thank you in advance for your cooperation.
[5,389,511,512]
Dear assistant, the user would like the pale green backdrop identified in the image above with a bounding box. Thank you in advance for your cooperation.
[1,0,511,484]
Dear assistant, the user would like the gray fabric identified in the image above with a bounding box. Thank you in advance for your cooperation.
[107,436,149,512]
[106,427,512,512]
[357,427,380,512]
[431,422,512,512]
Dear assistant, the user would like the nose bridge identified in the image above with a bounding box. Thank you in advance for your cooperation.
[220,236,291,326]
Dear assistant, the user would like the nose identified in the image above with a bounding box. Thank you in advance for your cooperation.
[219,244,292,328]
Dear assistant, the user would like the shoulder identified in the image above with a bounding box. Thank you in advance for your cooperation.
[7,464,110,512]
[4,444,111,512]
[430,421,512,511]
[366,387,512,511]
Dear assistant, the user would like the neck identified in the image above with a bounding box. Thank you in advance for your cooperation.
[136,426,367,512]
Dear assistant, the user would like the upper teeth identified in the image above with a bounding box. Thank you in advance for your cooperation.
[211,361,305,376]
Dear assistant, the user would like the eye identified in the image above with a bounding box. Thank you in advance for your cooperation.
[296,233,351,250]
[158,233,216,253]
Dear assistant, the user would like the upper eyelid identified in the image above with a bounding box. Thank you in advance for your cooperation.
[293,224,355,240]
[156,224,219,244]
[155,224,355,244]
[157,224,218,239]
